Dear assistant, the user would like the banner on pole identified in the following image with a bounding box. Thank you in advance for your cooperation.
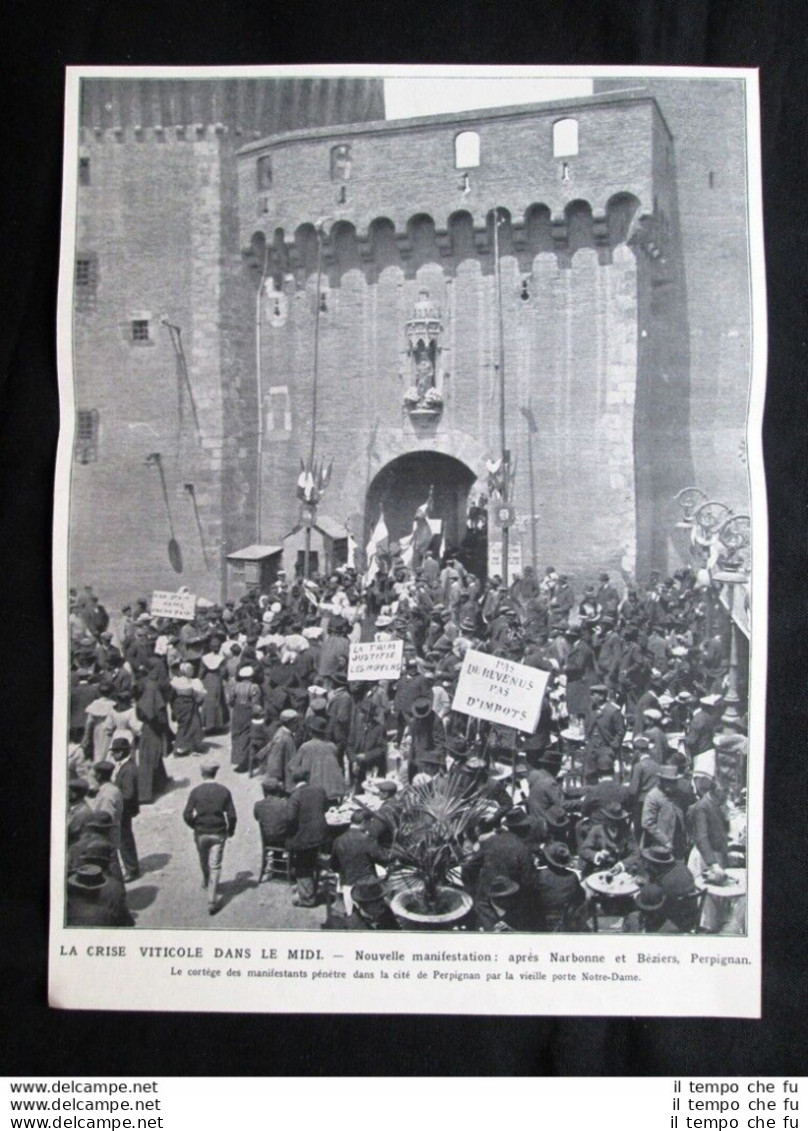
[452,647,550,732]
[348,639,404,681]
[150,589,197,621]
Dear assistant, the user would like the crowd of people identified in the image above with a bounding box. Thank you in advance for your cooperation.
[65,554,749,933]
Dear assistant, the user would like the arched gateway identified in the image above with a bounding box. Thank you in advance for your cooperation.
[365,451,487,577]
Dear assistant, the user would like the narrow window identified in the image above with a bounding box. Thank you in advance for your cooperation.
[74,253,98,310]
[256,155,272,190]
[553,118,579,158]
[455,130,480,169]
[708,170,715,189]
[131,318,150,343]
[330,144,352,182]
[75,409,99,464]
[78,156,90,185]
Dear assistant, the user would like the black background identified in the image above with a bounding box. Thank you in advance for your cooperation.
[1,0,806,1076]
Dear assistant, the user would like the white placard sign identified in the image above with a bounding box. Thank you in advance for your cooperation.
[452,647,550,733]
[487,539,523,577]
[150,589,197,621]
[348,639,404,681]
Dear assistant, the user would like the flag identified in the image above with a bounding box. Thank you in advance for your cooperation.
[364,511,389,584]
[297,459,315,502]
[411,487,435,563]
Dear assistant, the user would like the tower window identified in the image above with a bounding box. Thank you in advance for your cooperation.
[74,253,98,310]
[131,319,150,343]
[75,409,99,464]
[454,130,480,169]
[78,157,90,185]
[553,118,579,158]
[330,144,352,182]
[256,155,272,190]
[708,170,715,188]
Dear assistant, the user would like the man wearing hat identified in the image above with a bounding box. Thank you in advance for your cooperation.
[640,708,671,764]
[255,777,290,881]
[66,863,134,928]
[685,694,723,758]
[286,768,328,908]
[640,845,699,929]
[406,695,446,779]
[339,877,400,930]
[549,575,575,627]
[346,686,388,787]
[534,842,586,931]
[288,715,345,802]
[259,708,299,794]
[90,761,123,849]
[110,735,140,882]
[525,752,565,822]
[68,810,124,884]
[596,572,620,616]
[584,685,626,784]
[564,626,597,723]
[462,808,539,930]
[67,777,94,845]
[641,766,687,860]
[480,877,523,933]
[579,802,635,876]
[621,883,683,934]
[330,811,390,913]
[627,736,661,839]
[183,758,237,914]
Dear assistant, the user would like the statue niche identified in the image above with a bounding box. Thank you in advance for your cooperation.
[403,288,444,417]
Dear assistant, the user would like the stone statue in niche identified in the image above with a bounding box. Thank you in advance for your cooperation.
[414,348,435,399]
[404,289,444,413]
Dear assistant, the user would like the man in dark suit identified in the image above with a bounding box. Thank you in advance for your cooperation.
[584,685,626,783]
[110,735,140,881]
[461,809,539,930]
[66,863,134,928]
[286,768,328,907]
[627,736,661,839]
[330,812,389,909]
[254,776,290,881]
[534,841,586,931]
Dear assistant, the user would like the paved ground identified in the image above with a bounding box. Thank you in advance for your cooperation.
[126,735,328,933]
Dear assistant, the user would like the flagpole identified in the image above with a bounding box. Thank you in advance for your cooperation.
[493,207,509,587]
[304,217,331,580]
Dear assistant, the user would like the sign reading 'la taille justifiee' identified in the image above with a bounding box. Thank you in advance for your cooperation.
[348,639,404,681]
[150,590,197,621]
[452,648,550,732]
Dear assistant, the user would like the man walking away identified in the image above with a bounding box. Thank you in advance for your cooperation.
[183,757,237,915]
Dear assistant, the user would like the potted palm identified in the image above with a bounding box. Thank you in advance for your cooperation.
[386,772,492,929]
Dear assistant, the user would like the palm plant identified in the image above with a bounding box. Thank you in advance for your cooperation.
[386,772,494,912]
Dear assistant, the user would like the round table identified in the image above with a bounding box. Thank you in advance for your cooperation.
[694,867,746,898]
[583,869,640,933]
[585,870,641,898]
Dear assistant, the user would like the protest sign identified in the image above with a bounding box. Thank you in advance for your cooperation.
[150,589,197,621]
[487,540,522,578]
[452,648,550,733]
[348,639,404,681]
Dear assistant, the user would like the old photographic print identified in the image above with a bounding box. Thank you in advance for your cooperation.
[51,66,765,1015]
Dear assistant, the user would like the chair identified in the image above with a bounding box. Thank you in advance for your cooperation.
[259,834,294,883]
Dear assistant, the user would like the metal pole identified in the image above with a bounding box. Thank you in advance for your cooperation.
[304,223,327,581]
[255,244,270,542]
[493,207,509,586]
[527,414,538,573]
